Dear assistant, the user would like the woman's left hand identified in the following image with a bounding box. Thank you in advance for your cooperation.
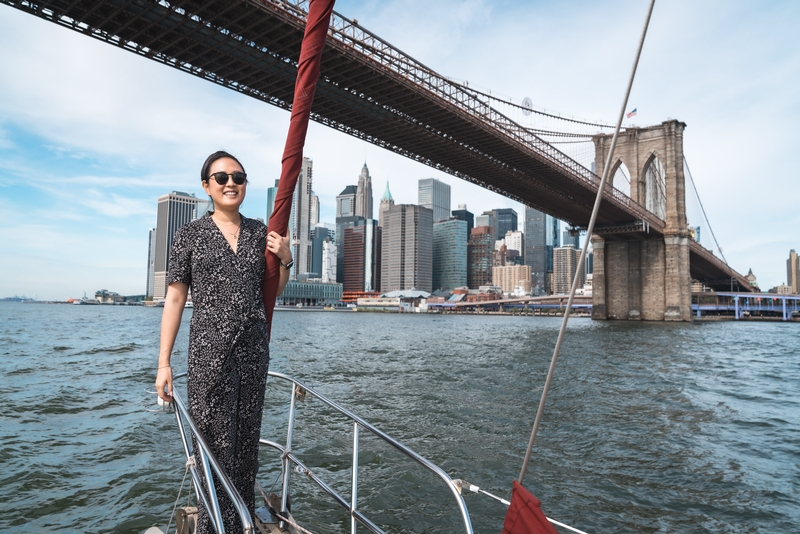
[267,231,292,264]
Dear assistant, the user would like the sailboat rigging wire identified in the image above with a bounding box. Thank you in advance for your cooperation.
[684,156,728,265]
[517,0,658,486]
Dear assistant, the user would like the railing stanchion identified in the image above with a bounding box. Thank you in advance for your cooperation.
[351,422,360,534]
[280,382,299,526]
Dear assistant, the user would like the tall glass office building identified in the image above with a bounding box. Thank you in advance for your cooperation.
[418,178,451,223]
[433,219,467,291]
[524,207,560,294]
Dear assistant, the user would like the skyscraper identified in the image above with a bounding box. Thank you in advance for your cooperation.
[310,225,335,279]
[381,204,433,292]
[343,219,381,292]
[562,228,580,249]
[335,184,360,283]
[379,181,394,228]
[152,191,205,299]
[289,157,314,278]
[524,207,560,294]
[467,226,493,288]
[788,249,800,294]
[321,238,337,284]
[337,185,357,218]
[146,228,156,297]
[494,208,518,238]
[433,219,468,291]
[504,230,524,257]
[418,178,451,223]
[310,193,320,227]
[476,212,495,240]
[553,245,585,295]
[355,162,373,219]
[451,204,474,238]
[266,179,279,224]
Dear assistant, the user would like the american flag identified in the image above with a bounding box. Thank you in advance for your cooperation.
[626,108,637,118]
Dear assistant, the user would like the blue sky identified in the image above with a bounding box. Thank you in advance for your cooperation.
[1,0,798,299]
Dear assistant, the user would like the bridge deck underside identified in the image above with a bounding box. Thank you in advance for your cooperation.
[12,0,651,229]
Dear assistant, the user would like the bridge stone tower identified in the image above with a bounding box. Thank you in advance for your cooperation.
[591,120,692,321]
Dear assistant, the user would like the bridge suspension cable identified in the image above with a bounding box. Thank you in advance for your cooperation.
[452,82,618,132]
[684,157,728,265]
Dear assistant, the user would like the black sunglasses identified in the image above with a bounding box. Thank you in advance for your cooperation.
[207,171,247,185]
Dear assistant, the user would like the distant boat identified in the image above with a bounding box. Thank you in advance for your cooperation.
[73,292,99,305]
[73,298,99,305]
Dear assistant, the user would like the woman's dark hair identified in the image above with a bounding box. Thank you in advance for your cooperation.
[200,151,246,182]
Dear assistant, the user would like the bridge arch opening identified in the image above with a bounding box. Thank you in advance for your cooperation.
[610,160,631,198]
[642,153,666,220]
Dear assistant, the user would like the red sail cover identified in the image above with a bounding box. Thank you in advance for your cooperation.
[262,0,335,340]
[501,481,559,534]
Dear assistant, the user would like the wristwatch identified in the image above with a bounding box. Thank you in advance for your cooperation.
[280,259,294,270]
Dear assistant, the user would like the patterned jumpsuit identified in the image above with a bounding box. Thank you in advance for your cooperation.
[169,214,270,534]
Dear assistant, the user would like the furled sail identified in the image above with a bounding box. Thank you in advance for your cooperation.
[262,0,335,339]
[501,481,558,534]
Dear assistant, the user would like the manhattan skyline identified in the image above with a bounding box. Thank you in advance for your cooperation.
[1,0,798,299]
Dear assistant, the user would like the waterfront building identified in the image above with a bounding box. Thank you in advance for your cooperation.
[276,280,342,306]
[788,249,799,293]
[524,207,560,294]
[492,265,532,295]
[467,226,493,288]
[418,178,451,223]
[343,219,381,292]
[266,179,279,223]
[153,191,206,300]
[553,245,585,295]
[432,218,467,291]
[378,181,394,228]
[451,204,474,238]
[774,284,793,295]
[289,157,314,278]
[585,250,594,275]
[381,204,433,292]
[146,228,156,298]
[355,163,373,219]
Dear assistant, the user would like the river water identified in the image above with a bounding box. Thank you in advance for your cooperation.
[0,302,798,533]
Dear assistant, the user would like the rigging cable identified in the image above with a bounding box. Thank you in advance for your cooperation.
[684,156,728,265]
[518,0,657,486]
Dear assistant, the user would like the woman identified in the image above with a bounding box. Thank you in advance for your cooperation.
[155,150,292,533]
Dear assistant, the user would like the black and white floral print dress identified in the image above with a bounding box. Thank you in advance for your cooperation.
[169,213,270,534]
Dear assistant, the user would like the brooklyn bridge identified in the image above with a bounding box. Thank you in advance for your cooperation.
[2,0,753,320]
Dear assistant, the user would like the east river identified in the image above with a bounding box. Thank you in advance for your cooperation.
[0,301,797,533]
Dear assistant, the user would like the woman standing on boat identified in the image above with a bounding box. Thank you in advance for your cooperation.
[155,150,292,533]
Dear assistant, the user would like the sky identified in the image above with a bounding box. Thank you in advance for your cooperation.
[1,0,798,300]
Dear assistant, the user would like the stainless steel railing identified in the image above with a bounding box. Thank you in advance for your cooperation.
[169,371,255,534]
[261,371,474,534]
[165,371,473,534]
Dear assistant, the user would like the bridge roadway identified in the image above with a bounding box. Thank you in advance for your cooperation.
[4,0,749,290]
